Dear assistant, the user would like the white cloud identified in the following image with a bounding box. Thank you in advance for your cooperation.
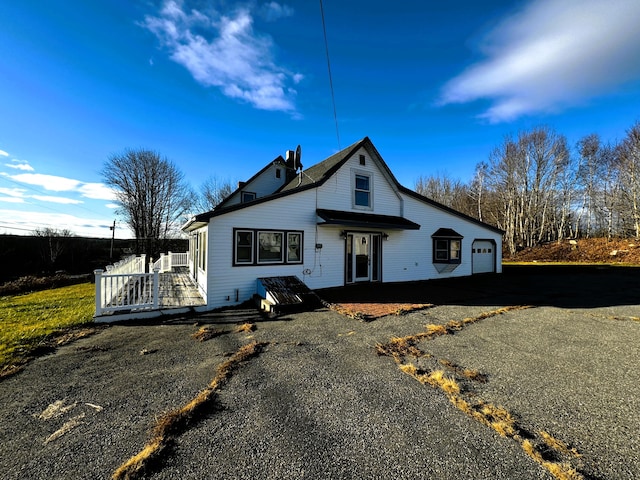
[0,187,27,198]
[439,0,640,122]
[5,159,34,171]
[78,183,117,201]
[105,203,120,209]
[0,149,9,157]
[0,196,25,204]
[262,2,294,21]
[8,173,81,191]
[0,209,131,239]
[5,172,115,201]
[143,1,302,113]
[32,195,83,205]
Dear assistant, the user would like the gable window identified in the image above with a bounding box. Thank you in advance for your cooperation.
[359,154,366,165]
[233,229,303,266]
[352,170,372,209]
[241,191,256,203]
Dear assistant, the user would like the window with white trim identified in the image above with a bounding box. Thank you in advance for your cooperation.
[235,230,254,264]
[352,170,372,209]
[287,232,301,262]
[258,231,283,263]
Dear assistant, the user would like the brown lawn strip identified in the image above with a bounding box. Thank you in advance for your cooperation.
[377,305,586,480]
[112,341,268,480]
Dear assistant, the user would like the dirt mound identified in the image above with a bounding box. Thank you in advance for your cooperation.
[506,238,640,264]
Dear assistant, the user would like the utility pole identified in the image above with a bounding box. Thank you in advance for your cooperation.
[109,220,116,261]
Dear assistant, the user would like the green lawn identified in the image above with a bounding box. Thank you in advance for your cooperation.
[0,282,95,373]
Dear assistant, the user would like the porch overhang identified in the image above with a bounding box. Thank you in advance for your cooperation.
[316,209,420,230]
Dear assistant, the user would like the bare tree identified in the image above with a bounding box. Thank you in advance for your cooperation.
[414,172,472,216]
[102,149,192,257]
[196,175,235,212]
[484,127,568,254]
[33,227,73,271]
[617,122,640,238]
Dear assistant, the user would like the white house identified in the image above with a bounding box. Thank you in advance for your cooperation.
[181,137,502,310]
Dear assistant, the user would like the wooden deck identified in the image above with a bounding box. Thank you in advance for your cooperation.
[157,267,206,308]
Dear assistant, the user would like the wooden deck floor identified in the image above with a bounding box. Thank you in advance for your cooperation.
[158,267,206,307]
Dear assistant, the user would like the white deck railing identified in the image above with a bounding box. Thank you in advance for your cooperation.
[105,254,146,275]
[151,251,189,273]
[94,252,188,316]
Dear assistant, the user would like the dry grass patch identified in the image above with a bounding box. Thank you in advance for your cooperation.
[113,341,268,480]
[439,359,487,383]
[540,430,581,458]
[522,440,584,480]
[191,326,224,342]
[235,322,256,333]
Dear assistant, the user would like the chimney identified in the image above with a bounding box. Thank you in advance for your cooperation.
[285,149,296,183]
[238,181,246,189]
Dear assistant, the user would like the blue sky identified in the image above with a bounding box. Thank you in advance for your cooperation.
[1,0,639,238]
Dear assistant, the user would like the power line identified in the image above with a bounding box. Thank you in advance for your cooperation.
[319,0,341,151]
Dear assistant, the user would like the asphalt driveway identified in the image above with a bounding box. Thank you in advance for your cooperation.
[0,266,638,479]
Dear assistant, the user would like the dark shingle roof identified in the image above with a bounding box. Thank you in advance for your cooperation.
[278,138,366,192]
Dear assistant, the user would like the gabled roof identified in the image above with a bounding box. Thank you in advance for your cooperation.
[277,138,368,191]
[212,154,285,211]
[182,137,504,236]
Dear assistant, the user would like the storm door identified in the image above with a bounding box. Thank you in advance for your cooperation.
[346,233,381,283]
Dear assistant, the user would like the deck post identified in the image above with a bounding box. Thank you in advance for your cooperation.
[153,267,160,309]
[168,251,172,271]
[94,269,103,316]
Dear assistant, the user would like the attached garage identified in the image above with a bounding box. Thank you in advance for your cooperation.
[472,240,496,274]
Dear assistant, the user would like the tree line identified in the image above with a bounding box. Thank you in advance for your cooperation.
[415,122,640,256]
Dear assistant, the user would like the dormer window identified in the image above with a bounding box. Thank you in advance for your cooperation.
[241,191,256,203]
[352,170,372,209]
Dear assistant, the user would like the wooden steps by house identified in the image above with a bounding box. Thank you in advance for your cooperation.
[256,276,322,315]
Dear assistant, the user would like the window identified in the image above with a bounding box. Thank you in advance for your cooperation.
[359,154,366,165]
[241,191,256,203]
[275,169,281,179]
[235,230,253,264]
[433,238,462,264]
[287,232,301,262]
[233,229,303,266]
[198,232,207,270]
[354,173,371,207]
[258,231,283,263]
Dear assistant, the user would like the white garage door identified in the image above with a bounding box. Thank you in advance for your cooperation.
[472,240,495,274]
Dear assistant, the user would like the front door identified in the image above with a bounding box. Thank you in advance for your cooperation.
[346,233,381,283]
